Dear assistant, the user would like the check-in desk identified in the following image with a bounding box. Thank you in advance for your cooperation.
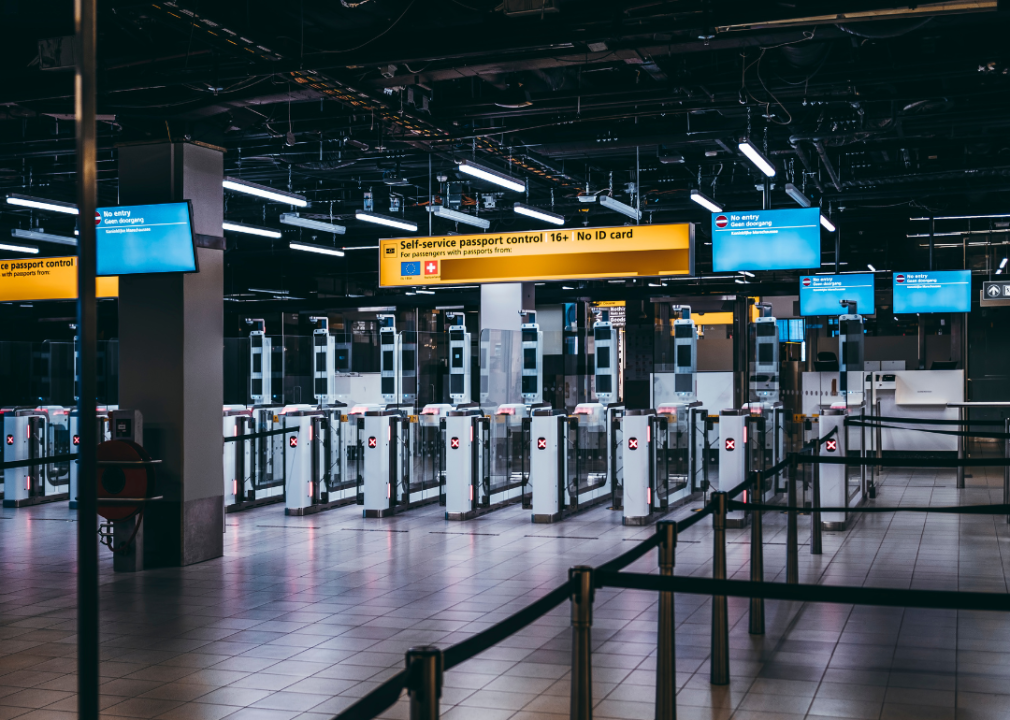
[801,370,963,452]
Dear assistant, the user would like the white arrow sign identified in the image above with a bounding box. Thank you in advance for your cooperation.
[988,284,1002,298]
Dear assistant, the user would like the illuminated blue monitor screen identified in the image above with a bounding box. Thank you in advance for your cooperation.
[96,201,197,276]
[799,274,875,316]
[893,270,971,313]
[711,207,820,272]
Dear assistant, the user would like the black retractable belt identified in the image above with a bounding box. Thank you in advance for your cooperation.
[223,426,298,443]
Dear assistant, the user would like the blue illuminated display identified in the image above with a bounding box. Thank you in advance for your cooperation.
[893,270,971,313]
[711,207,820,272]
[96,202,197,276]
[799,274,875,316]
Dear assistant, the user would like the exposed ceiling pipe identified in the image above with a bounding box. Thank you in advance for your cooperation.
[788,138,824,194]
[813,140,842,192]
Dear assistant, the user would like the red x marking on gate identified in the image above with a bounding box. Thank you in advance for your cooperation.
[450,437,460,449]
[537,437,547,450]
[72,435,80,446]
[725,438,735,451]
[825,439,838,452]
[289,436,298,448]
[368,436,377,448]
[5,435,12,446]
[628,437,639,450]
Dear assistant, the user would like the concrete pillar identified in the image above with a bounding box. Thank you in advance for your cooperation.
[479,282,534,333]
[117,141,225,567]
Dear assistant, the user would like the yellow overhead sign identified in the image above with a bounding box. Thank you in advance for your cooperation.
[379,223,694,287]
[0,257,118,302]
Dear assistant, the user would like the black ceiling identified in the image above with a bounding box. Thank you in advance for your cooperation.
[2,0,1009,310]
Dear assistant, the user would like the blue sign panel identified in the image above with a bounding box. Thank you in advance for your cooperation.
[893,270,971,313]
[96,202,197,276]
[799,274,875,316]
[711,207,820,272]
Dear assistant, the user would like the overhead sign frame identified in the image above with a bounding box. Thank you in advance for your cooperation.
[378,223,694,287]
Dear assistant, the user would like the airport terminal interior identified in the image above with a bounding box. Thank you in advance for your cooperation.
[4,1,1010,719]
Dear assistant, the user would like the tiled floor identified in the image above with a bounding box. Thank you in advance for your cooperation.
[1,450,1009,720]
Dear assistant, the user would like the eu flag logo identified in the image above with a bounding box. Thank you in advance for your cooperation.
[401,261,420,276]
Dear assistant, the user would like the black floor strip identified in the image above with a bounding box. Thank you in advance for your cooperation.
[526,535,599,540]
[430,531,499,536]
[342,528,409,533]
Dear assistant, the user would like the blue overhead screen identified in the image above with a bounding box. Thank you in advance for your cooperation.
[893,270,971,313]
[711,207,820,272]
[96,201,197,276]
[799,274,875,316]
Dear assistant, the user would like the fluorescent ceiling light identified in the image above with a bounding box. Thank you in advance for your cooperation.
[0,241,39,255]
[429,205,490,230]
[599,195,642,220]
[735,279,748,284]
[280,213,345,234]
[867,264,876,272]
[289,241,345,257]
[999,269,1004,275]
[223,177,307,207]
[415,289,435,295]
[562,286,574,290]
[457,160,526,193]
[784,183,811,207]
[249,288,288,295]
[690,189,723,213]
[717,1,994,32]
[514,202,564,226]
[740,271,755,278]
[1001,257,1008,269]
[342,245,380,250]
[12,228,77,246]
[738,140,776,177]
[223,221,282,239]
[355,211,417,232]
[820,215,836,232]
[6,193,79,215]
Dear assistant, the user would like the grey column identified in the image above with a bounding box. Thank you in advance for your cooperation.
[117,141,225,567]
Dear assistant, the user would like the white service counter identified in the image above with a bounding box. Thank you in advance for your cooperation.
[802,369,963,452]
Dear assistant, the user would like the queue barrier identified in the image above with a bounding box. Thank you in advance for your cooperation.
[324,419,1010,720]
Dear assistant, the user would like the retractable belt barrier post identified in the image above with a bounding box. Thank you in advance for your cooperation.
[570,566,594,720]
[710,492,729,685]
[655,522,677,720]
[787,455,798,584]
[811,438,823,556]
[406,647,443,720]
[1005,418,1009,525]
[749,472,765,635]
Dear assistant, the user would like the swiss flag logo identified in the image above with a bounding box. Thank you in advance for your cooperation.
[715,215,728,228]
[896,274,905,283]
[802,277,811,287]
[424,260,439,275]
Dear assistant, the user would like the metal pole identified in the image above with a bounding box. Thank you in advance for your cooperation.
[655,522,677,720]
[811,440,823,555]
[748,473,764,635]
[570,566,594,720]
[875,399,882,475]
[710,492,729,685]
[75,0,99,716]
[786,457,798,584]
[860,409,867,497]
[957,406,966,489]
[997,418,1005,525]
[406,646,443,720]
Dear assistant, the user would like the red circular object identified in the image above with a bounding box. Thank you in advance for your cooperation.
[97,440,154,521]
[715,215,728,228]
[896,274,905,283]
[802,277,811,287]
[95,210,101,226]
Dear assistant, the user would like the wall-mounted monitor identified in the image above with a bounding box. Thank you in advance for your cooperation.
[711,207,820,272]
[96,201,198,276]
[893,270,971,314]
[799,274,875,316]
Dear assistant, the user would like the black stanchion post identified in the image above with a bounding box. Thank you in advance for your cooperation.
[748,473,765,635]
[405,646,443,720]
[957,406,965,489]
[997,416,1005,521]
[570,566,594,720]
[655,522,677,720]
[811,440,823,555]
[787,456,798,584]
[710,492,729,685]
